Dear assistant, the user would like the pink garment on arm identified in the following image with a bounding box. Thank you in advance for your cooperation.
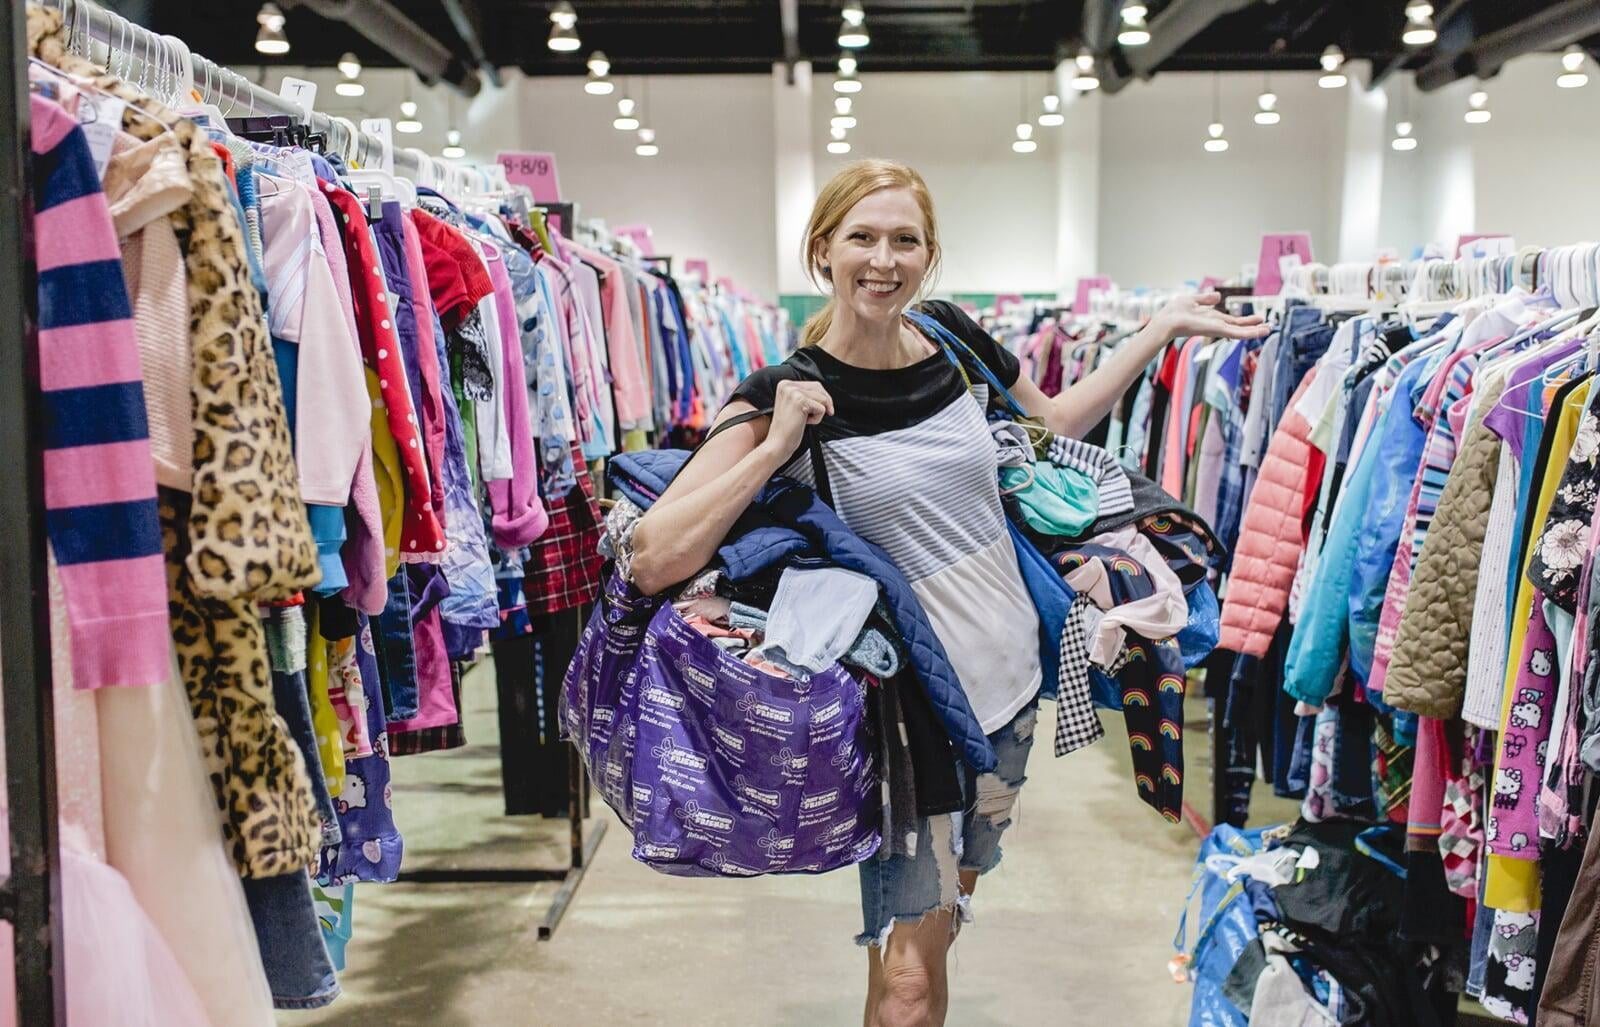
[310,186,386,615]
[484,255,549,549]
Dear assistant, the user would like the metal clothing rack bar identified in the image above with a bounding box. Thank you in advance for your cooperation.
[396,608,606,941]
[47,0,422,178]
[1,4,64,1024]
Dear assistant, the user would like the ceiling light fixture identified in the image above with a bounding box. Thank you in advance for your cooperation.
[1071,50,1099,91]
[1012,122,1037,154]
[842,1,865,26]
[828,139,852,154]
[835,64,862,93]
[1254,77,1279,125]
[1204,73,1227,152]
[834,96,853,115]
[586,51,615,94]
[254,2,289,55]
[1318,45,1347,88]
[839,1,869,48]
[613,96,639,130]
[1038,93,1065,126]
[548,1,580,52]
[1118,2,1150,47]
[396,100,422,134]
[1391,119,1417,151]
[1558,46,1589,88]
[635,127,659,157]
[831,113,858,129]
[1464,89,1491,124]
[1402,1,1436,47]
[334,51,364,96]
[442,129,465,159]
[838,53,858,76]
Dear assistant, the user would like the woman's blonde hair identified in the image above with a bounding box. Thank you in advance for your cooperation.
[799,159,940,348]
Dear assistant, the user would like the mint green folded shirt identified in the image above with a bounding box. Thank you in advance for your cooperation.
[1000,460,1099,537]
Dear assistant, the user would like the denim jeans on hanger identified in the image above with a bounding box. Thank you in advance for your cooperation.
[243,871,340,1010]
[373,569,420,720]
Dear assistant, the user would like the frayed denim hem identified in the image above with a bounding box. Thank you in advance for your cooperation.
[853,897,968,949]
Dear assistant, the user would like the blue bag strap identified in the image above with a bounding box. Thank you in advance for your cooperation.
[903,309,1028,419]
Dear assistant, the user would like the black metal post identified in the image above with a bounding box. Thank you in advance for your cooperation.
[0,2,66,1023]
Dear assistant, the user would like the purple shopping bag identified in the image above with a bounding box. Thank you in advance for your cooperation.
[561,571,881,878]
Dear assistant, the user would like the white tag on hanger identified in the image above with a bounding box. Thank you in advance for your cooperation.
[1278,252,1303,279]
[359,117,395,176]
[279,76,318,118]
[79,94,126,180]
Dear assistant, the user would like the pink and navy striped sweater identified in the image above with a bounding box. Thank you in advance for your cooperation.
[32,94,169,688]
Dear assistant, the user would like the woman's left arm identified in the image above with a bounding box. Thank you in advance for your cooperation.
[1012,291,1270,440]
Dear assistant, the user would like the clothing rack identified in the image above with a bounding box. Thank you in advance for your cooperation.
[1,4,63,1022]
[44,0,423,179]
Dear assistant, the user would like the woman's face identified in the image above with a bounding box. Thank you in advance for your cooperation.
[817,186,932,326]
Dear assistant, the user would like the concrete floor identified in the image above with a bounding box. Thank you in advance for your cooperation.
[283,664,1225,1026]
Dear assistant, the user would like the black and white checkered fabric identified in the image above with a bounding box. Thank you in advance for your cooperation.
[1054,594,1105,756]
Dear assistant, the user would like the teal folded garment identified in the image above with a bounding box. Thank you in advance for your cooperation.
[1000,460,1100,537]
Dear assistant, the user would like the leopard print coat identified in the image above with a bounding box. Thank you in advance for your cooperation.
[31,7,320,876]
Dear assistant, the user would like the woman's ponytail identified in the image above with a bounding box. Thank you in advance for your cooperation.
[799,299,835,348]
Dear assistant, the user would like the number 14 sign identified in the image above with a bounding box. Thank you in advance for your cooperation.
[495,151,562,203]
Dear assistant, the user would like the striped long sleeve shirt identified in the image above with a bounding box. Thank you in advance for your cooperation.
[32,94,169,688]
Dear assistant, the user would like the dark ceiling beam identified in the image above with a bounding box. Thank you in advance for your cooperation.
[1416,0,1600,90]
[515,52,1060,75]
[283,0,482,94]
[1102,0,1259,94]
[440,0,502,88]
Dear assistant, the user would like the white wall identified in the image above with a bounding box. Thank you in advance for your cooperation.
[813,71,1061,297]
[264,55,1600,297]
[1095,71,1346,287]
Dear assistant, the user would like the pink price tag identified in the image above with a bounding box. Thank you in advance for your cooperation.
[495,151,562,203]
[612,223,656,256]
[1073,276,1112,315]
[993,293,1025,316]
[683,259,710,282]
[1255,233,1314,296]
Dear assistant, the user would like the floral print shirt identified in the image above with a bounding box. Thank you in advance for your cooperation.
[1530,397,1600,614]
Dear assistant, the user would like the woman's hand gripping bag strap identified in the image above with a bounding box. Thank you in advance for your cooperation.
[626,601,879,878]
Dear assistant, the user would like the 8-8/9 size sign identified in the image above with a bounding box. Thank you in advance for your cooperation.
[496,151,562,203]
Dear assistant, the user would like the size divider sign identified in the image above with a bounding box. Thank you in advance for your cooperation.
[359,118,395,176]
[496,151,562,204]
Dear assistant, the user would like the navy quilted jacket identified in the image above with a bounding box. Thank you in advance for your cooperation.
[609,449,999,773]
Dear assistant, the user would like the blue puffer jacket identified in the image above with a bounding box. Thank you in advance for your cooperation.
[610,449,999,773]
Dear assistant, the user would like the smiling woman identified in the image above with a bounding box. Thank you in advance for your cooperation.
[623,159,1266,1027]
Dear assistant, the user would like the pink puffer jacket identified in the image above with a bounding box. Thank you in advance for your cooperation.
[1219,379,1317,657]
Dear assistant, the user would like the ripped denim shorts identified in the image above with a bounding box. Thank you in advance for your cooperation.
[855,700,1038,947]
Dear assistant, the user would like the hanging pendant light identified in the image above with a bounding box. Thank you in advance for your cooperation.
[1254,76,1279,125]
[1038,94,1065,127]
[613,96,640,131]
[635,127,659,158]
[1070,50,1099,92]
[839,2,869,49]
[828,123,851,154]
[1012,123,1037,154]
[1391,120,1417,151]
[835,61,863,94]
[442,129,465,159]
[254,2,289,55]
[1402,1,1436,47]
[548,1,581,53]
[1118,2,1150,47]
[586,51,615,95]
[1464,90,1491,124]
[1204,73,1228,152]
[831,96,857,130]
[1318,45,1348,88]
[396,100,422,134]
[335,51,364,96]
[1558,46,1590,89]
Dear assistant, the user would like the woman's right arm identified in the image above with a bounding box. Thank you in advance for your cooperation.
[628,379,834,596]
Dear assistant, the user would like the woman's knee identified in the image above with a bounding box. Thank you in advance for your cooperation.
[877,962,938,1026]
